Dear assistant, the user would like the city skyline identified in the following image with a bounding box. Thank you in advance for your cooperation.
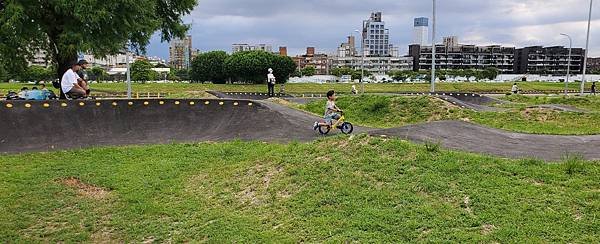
[146,0,599,59]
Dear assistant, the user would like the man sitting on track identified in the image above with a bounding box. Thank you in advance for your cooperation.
[60,61,88,99]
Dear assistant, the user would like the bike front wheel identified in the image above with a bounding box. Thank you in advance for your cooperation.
[340,122,354,134]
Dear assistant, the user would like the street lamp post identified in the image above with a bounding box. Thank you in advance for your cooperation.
[581,0,594,96]
[355,29,365,94]
[561,33,573,96]
[431,0,437,93]
[126,48,131,99]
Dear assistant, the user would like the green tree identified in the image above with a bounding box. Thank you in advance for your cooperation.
[174,69,190,81]
[270,54,296,84]
[0,65,9,82]
[301,66,317,76]
[131,60,158,82]
[19,65,54,82]
[0,0,197,80]
[482,67,500,80]
[224,51,296,84]
[89,66,109,81]
[190,51,229,83]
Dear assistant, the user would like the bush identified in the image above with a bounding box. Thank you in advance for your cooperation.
[190,51,229,83]
[224,50,296,84]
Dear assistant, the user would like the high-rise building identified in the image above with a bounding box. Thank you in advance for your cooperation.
[413,17,429,46]
[443,36,459,47]
[169,35,193,69]
[362,12,394,57]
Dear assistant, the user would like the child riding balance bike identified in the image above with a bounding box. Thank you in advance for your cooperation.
[313,90,354,135]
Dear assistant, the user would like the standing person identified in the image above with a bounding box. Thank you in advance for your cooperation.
[76,60,91,96]
[267,68,276,97]
[511,83,519,94]
[61,62,87,99]
[591,82,597,95]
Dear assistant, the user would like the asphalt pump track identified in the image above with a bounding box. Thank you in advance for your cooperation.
[1,99,598,161]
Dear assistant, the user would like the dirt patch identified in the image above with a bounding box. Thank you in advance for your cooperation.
[236,164,286,206]
[481,224,496,235]
[520,108,558,122]
[59,177,111,200]
[462,196,473,214]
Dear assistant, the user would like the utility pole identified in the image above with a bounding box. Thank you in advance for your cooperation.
[581,0,594,96]
[126,46,131,99]
[431,0,437,93]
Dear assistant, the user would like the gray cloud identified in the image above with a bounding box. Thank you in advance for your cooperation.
[147,0,599,59]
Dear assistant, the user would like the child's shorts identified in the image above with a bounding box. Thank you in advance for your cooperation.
[324,113,341,124]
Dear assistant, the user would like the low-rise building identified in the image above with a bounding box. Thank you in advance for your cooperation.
[232,43,273,53]
[514,46,585,75]
[293,47,330,75]
[586,57,600,72]
[409,44,515,73]
[330,56,413,75]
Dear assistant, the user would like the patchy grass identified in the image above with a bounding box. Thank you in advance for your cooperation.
[300,95,600,135]
[0,136,598,242]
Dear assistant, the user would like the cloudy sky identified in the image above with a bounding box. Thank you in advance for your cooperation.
[146,0,600,59]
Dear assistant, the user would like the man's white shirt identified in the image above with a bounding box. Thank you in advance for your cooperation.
[61,69,80,93]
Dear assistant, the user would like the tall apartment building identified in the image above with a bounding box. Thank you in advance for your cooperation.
[413,17,429,46]
[362,12,395,57]
[169,35,193,69]
[293,47,330,75]
[409,44,516,73]
[514,46,585,75]
[231,43,273,53]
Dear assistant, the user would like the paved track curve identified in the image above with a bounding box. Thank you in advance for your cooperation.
[1,99,598,161]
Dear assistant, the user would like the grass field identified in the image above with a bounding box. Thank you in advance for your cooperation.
[1,136,598,242]
[0,82,593,98]
[301,95,600,135]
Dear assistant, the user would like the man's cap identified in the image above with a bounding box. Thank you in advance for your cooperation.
[77,59,89,65]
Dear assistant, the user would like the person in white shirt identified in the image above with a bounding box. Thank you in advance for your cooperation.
[511,83,519,94]
[267,68,276,97]
[61,62,87,99]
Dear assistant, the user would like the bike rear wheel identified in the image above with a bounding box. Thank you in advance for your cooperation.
[340,122,354,134]
[318,125,331,135]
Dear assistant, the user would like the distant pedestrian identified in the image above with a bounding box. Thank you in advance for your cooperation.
[591,82,596,95]
[511,83,519,94]
[267,68,276,97]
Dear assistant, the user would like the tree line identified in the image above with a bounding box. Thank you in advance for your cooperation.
[190,50,296,84]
